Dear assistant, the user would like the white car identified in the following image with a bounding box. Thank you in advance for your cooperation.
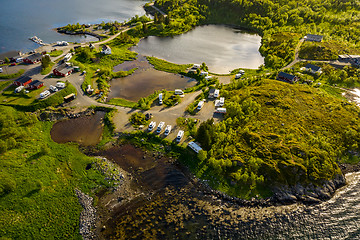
[164,125,172,136]
[176,130,184,142]
[148,121,156,131]
[0,68,3,73]
[156,121,165,133]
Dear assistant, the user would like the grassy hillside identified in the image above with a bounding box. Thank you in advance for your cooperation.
[0,106,107,239]
[193,79,360,198]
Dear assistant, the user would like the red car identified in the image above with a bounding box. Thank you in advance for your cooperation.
[10,63,17,66]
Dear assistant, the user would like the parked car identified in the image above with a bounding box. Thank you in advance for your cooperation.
[10,63,16,66]
[164,125,172,136]
[176,130,184,143]
[0,68,3,73]
[148,121,156,131]
[197,100,205,110]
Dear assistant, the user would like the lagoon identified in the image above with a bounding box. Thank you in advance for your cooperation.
[131,25,264,74]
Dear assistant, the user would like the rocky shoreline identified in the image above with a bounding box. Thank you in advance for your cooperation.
[75,189,97,240]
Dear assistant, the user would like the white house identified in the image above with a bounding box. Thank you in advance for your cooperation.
[101,45,112,55]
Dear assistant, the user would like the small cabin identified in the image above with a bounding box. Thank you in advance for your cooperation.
[277,71,299,84]
[23,53,42,64]
[53,63,75,77]
[27,80,44,90]
[14,76,32,86]
[305,64,322,74]
[304,34,323,42]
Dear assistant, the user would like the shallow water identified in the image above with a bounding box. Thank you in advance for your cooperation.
[109,58,196,101]
[131,25,264,74]
[50,111,105,146]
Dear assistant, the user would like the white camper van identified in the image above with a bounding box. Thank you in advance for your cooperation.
[174,89,184,95]
[159,93,163,105]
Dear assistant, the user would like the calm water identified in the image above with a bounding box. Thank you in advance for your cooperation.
[131,25,264,74]
[0,0,147,53]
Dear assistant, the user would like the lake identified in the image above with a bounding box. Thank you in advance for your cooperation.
[0,0,148,53]
[131,25,264,74]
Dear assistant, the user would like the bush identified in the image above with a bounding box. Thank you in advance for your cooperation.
[129,112,148,127]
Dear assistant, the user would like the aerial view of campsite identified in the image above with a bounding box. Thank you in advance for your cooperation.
[2,0,360,239]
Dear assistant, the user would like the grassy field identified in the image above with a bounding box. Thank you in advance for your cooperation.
[0,105,108,239]
[0,69,25,79]
[49,50,64,57]
[107,97,138,108]
[0,80,12,91]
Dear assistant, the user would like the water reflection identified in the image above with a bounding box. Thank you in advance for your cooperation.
[131,25,264,74]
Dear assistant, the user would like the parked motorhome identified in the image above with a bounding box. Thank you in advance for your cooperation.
[215,107,227,114]
[14,86,24,93]
[197,100,205,110]
[188,141,203,153]
[176,130,184,142]
[148,121,156,131]
[159,93,163,105]
[174,89,184,95]
[40,90,50,99]
[164,125,172,136]
[156,121,165,133]
[56,82,66,89]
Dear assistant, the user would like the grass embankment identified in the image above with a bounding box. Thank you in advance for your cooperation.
[49,50,64,57]
[107,98,138,108]
[0,105,108,239]
[147,56,192,73]
[182,78,360,199]
[0,69,25,79]
[0,82,77,111]
[298,40,360,60]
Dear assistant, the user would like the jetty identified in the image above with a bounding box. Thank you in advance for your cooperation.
[29,36,46,45]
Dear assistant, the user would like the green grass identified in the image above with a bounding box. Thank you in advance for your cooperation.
[0,105,108,239]
[41,62,55,75]
[49,50,64,57]
[147,56,192,73]
[299,40,360,60]
[0,69,25,79]
[0,80,11,91]
[107,97,137,108]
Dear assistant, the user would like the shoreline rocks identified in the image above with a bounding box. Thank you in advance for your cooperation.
[75,189,97,240]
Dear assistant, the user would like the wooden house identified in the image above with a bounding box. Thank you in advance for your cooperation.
[53,63,75,77]
[305,64,322,74]
[14,76,32,86]
[27,80,44,90]
[23,53,42,64]
[277,72,299,84]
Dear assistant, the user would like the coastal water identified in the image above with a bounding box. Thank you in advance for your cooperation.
[131,25,264,74]
[97,144,360,239]
[0,0,147,53]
